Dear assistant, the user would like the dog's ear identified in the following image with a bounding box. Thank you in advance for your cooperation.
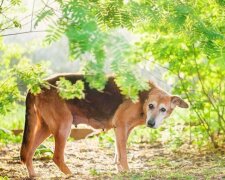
[171,96,189,108]
[149,80,158,89]
[139,90,149,104]
[139,80,157,104]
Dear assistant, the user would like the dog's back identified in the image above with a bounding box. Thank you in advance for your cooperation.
[46,74,124,122]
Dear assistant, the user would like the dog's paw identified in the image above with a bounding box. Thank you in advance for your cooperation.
[66,174,74,178]
[29,172,41,179]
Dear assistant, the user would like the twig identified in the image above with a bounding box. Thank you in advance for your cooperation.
[177,73,218,148]
[1,30,46,37]
[41,0,61,18]
[30,0,36,31]
[0,0,4,7]
[192,45,225,126]
[0,0,58,33]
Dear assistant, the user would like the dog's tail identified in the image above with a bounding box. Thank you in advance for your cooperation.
[20,92,36,163]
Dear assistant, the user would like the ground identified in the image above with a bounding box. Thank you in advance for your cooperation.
[0,138,225,180]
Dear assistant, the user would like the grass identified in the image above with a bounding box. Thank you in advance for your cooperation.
[84,139,225,179]
[89,155,225,179]
[88,168,224,180]
[89,168,100,176]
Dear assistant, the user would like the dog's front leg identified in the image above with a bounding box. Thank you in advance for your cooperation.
[112,100,143,172]
[114,125,129,172]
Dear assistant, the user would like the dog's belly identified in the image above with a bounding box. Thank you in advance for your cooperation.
[67,101,115,130]
[72,115,112,130]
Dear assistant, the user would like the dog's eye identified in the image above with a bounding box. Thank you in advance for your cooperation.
[149,104,154,109]
[160,108,166,112]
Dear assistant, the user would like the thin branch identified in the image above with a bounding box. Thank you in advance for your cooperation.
[142,57,171,71]
[1,30,47,37]
[0,75,13,87]
[30,0,36,31]
[41,0,62,18]
[1,4,13,13]
[192,45,225,125]
[0,0,4,8]
[177,73,218,148]
[45,82,75,93]
[0,0,57,33]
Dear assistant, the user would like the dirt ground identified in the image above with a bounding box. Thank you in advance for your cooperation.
[0,138,225,180]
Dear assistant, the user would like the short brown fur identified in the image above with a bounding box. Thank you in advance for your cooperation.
[20,74,188,177]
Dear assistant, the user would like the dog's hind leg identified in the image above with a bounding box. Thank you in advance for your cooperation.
[53,126,72,174]
[26,119,51,177]
[21,104,51,177]
[21,94,51,177]
[52,112,73,175]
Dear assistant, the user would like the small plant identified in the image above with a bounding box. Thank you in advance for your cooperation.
[0,128,21,144]
[89,168,100,176]
[34,144,53,160]
[0,105,24,130]
[0,176,9,180]
[98,130,115,148]
[129,126,161,144]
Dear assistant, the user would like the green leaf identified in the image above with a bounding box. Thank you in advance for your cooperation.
[56,78,85,100]
[34,9,54,28]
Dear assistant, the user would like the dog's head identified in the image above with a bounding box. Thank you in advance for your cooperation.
[142,83,189,129]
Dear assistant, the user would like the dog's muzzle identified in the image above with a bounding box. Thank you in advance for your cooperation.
[147,118,155,128]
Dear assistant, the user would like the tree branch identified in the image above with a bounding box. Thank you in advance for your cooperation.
[177,73,218,148]
[30,0,36,31]
[192,45,225,126]
[0,0,4,8]
[0,0,58,33]
[1,30,46,37]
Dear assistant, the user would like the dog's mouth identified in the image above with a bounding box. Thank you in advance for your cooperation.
[147,125,156,129]
[146,123,156,129]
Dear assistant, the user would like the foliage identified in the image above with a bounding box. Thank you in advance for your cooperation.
[97,130,115,148]
[0,38,48,114]
[129,126,161,144]
[37,0,149,101]
[131,0,225,148]
[0,105,24,130]
[0,38,84,116]
[0,177,9,180]
[56,77,85,99]
[0,0,22,32]
[89,168,100,176]
[0,128,21,144]
[34,144,53,160]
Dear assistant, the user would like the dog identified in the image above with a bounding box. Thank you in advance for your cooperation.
[20,73,189,177]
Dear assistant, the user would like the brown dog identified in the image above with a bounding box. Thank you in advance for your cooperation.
[20,74,188,177]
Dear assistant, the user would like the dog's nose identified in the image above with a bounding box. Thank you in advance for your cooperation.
[147,119,155,127]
